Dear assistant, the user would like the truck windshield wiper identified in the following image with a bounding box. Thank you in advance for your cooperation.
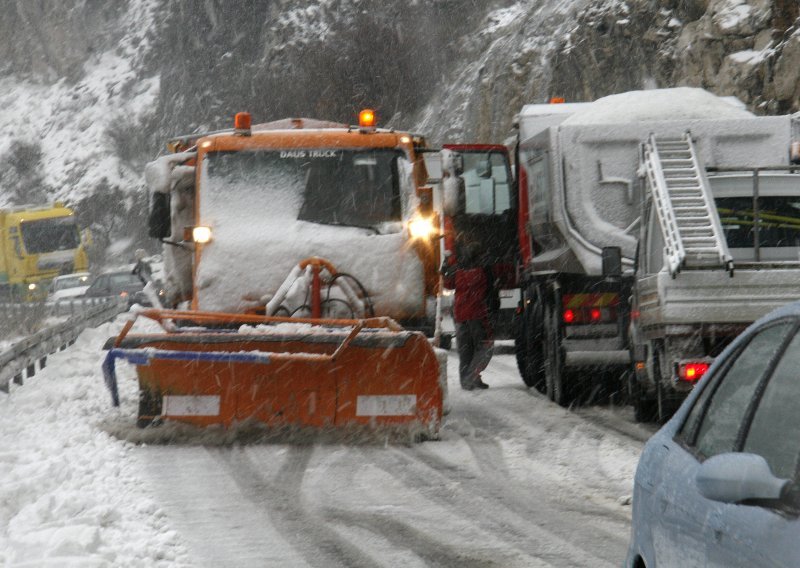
[303,219,381,235]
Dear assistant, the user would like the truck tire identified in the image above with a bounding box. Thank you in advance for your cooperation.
[514,300,546,392]
[544,304,574,407]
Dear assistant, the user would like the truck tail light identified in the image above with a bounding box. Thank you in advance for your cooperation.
[562,306,617,325]
[679,362,710,382]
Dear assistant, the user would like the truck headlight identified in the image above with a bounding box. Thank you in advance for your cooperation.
[408,216,436,240]
[27,283,37,291]
[192,226,212,244]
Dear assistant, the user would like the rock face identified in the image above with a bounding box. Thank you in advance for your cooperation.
[0,0,797,260]
[418,0,800,143]
[549,0,800,116]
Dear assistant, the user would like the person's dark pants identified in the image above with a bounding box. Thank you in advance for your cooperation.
[456,319,494,389]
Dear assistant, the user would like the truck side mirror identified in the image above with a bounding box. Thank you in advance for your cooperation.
[602,246,622,277]
[476,156,493,179]
[148,192,171,239]
[82,228,93,247]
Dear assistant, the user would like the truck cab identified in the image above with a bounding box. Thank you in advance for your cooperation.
[147,112,443,336]
[0,204,89,301]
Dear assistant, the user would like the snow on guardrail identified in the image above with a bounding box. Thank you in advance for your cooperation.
[0,297,127,392]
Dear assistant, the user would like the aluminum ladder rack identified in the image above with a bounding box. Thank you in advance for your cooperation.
[644,132,734,277]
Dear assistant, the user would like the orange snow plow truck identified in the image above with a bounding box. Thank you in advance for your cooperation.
[102,111,446,439]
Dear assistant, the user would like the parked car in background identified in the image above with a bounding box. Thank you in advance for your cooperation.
[626,300,800,567]
[46,272,91,303]
[83,270,148,308]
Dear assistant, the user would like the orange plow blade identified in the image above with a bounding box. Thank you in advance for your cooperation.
[103,310,444,439]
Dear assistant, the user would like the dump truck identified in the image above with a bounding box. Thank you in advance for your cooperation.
[0,203,89,301]
[512,87,800,421]
[102,110,446,438]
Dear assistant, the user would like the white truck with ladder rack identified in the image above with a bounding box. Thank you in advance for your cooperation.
[512,88,800,420]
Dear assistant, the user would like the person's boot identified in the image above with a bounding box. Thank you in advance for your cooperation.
[474,375,489,389]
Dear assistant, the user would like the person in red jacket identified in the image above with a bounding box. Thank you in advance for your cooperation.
[443,242,496,390]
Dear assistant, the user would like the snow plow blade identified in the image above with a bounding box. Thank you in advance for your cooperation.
[103,310,443,439]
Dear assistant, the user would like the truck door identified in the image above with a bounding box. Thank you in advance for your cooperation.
[442,144,518,288]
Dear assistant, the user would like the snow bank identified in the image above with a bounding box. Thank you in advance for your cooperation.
[0,321,189,567]
[562,87,753,125]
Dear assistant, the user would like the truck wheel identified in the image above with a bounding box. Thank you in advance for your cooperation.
[544,305,573,407]
[515,302,546,392]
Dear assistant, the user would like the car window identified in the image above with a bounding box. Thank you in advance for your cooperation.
[692,321,794,458]
[109,273,141,287]
[744,329,800,479]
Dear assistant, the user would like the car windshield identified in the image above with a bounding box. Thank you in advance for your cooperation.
[20,216,81,254]
[108,273,143,288]
[203,149,404,230]
[55,275,89,290]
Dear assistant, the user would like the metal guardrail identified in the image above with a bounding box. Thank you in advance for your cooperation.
[0,297,127,392]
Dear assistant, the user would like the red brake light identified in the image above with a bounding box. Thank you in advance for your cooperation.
[590,308,602,322]
[679,362,710,382]
[563,309,575,324]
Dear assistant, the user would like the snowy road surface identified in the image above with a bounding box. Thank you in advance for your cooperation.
[0,317,652,567]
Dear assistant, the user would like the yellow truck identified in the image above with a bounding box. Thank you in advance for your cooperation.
[0,203,89,301]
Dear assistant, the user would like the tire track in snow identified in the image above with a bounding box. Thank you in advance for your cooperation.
[213,445,379,568]
[451,408,630,561]
[323,506,500,568]
[451,400,632,522]
[381,401,631,566]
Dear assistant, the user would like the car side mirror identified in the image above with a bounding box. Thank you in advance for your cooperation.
[696,453,790,504]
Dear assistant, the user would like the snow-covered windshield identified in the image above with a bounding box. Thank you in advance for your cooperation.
[20,217,81,254]
[204,149,404,230]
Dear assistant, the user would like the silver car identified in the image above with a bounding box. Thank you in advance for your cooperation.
[627,301,800,567]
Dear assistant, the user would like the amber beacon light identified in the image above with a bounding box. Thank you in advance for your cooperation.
[234,112,252,133]
[359,109,376,130]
